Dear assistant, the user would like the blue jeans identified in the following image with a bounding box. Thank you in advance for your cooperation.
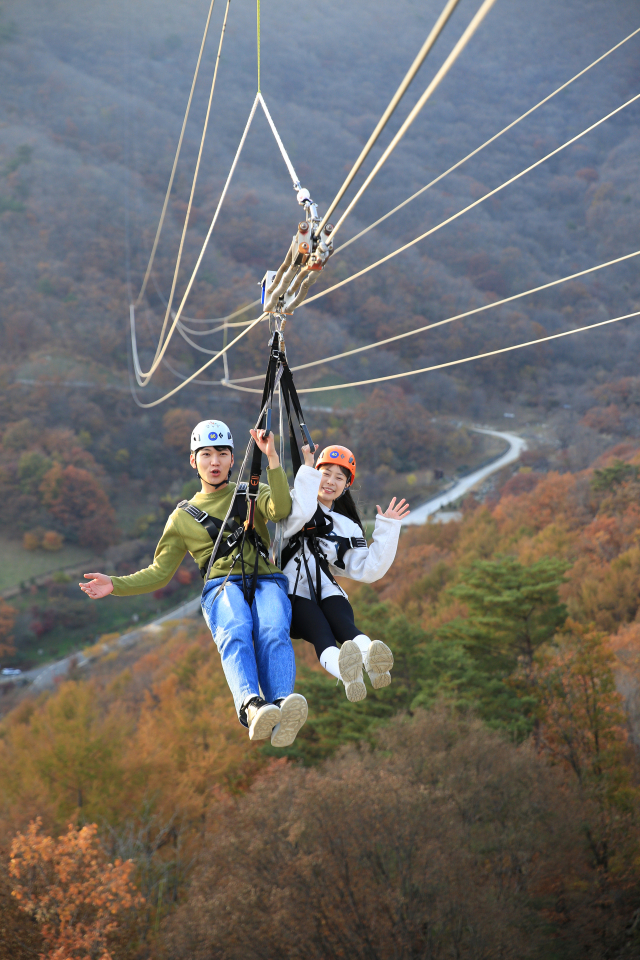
[201,574,295,720]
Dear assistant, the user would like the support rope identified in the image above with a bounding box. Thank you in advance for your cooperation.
[130,93,261,385]
[223,248,640,381]
[133,0,217,309]
[134,0,232,383]
[130,314,265,408]
[221,309,640,395]
[329,0,499,240]
[334,26,640,255]
[257,0,261,93]
[317,0,461,232]
[130,92,301,384]
[258,93,301,187]
[303,92,640,309]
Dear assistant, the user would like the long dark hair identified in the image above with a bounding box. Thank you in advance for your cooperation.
[332,469,365,533]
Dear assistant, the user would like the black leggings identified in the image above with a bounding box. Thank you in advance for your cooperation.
[289,594,363,660]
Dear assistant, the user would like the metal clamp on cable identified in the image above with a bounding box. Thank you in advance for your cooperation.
[261,189,334,315]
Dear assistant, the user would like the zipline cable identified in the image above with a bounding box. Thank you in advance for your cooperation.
[131,0,233,384]
[334,25,640,255]
[222,309,640,395]
[153,26,640,339]
[130,93,262,385]
[130,313,265,408]
[317,0,462,233]
[222,249,640,381]
[303,91,640,308]
[133,0,218,309]
[327,0,499,240]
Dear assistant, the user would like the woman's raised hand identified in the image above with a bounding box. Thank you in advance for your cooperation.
[376,497,410,521]
[80,572,114,599]
[301,443,316,468]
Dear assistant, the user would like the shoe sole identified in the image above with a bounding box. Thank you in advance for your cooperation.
[249,703,281,741]
[369,671,392,690]
[339,640,366,702]
[366,640,394,689]
[271,694,308,748]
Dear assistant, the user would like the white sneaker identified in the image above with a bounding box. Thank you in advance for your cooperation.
[364,640,394,689]
[271,693,308,747]
[339,639,366,702]
[245,698,281,741]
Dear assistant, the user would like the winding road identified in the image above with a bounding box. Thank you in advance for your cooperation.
[402,427,527,526]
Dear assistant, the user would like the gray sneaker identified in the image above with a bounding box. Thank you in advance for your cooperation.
[271,693,308,747]
[338,639,366,702]
[243,697,281,741]
[364,639,394,689]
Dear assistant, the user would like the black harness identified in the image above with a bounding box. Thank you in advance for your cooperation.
[281,505,367,605]
[177,482,271,593]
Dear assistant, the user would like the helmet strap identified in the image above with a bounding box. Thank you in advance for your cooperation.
[197,470,230,490]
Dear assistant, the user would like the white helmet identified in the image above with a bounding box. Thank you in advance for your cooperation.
[191,419,234,452]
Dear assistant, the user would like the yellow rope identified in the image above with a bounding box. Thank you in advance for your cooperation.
[257,0,261,92]
[220,310,640,396]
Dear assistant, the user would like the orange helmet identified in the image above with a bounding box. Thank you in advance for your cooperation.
[315,445,356,485]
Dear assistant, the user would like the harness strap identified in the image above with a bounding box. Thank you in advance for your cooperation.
[283,506,367,602]
[178,483,253,579]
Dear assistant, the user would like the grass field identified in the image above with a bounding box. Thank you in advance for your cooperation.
[0,533,94,593]
[6,578,202,670]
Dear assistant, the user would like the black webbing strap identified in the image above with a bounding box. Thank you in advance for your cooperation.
[206,329,316,607]
[248,331,315,507]
[178,485,249,579]
[281,506,367,604]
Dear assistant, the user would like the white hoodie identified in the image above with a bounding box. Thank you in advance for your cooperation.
[279,465,401,601]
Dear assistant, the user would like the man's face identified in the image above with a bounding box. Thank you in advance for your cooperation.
[190,446,234,487]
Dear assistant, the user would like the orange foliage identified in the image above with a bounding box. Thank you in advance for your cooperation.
[162,408,200,452]
[580,404,622,434]
[40,463,118,550]
[0,598,16,659]
[10,819,143,960]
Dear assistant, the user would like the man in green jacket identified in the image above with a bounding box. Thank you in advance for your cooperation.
[79,419,309,748]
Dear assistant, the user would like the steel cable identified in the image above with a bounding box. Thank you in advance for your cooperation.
[328,0,499,240]
[317,0,461,233]
[221,309,640,396]
[334,26,640,255]
[303,92,640,309]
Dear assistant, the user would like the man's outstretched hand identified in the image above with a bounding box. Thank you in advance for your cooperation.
[376,497,411,521]
[80,572,114,599]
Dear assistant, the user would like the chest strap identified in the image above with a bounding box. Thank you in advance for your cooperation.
[178,484,264,578]
[282,506,368,602]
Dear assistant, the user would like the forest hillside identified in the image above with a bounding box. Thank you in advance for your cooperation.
[2,0,640,956]
[2,439,640,957]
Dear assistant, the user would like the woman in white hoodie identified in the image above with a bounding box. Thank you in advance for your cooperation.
[281,444,410,701]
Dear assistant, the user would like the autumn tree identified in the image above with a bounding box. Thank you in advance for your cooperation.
[534,620,638,874]
[10,819,143,960]
[162,408,200,452]
[40,463,119,550]
[352,387,439,471]
[0,598,16,660]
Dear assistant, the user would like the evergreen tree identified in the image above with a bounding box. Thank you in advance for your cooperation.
[436,556,568,736]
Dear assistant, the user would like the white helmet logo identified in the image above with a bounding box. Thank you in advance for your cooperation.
[208,431,218,441]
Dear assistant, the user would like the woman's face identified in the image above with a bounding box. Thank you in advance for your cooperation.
[317,464,348,505]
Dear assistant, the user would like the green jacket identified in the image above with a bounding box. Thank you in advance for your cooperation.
[111,467,291,597]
